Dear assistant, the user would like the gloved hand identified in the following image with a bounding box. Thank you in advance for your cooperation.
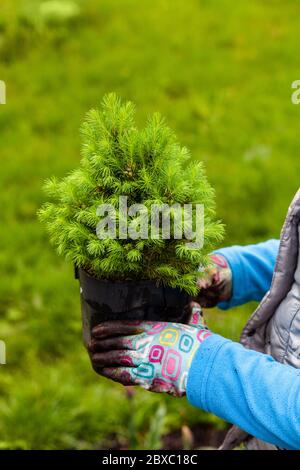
[88,302,212,397]
[196,254,232,308]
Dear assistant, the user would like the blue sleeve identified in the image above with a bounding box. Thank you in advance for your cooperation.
[214,239,280,309]
[187,335,300,450]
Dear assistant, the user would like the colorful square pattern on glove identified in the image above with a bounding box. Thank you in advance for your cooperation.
[149,345,164,363]
[146,323,166,335]
[159,328,179,346]
[162,349,182,381]
[134,363,154,379]
[197,330,211,342]
[179,334,194,353]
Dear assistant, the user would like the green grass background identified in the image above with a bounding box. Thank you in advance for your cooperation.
[0,0,300,449]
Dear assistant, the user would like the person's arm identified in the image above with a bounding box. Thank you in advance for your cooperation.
[214,239,280,309]
[187,334,300,450]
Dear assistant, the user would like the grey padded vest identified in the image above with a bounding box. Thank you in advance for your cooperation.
[220,189,300,450]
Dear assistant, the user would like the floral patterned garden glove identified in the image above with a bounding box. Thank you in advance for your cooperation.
[88,302,212,397]
[196,254,232,308]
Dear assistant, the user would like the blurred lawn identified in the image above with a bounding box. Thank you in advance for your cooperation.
[0,0,300,449]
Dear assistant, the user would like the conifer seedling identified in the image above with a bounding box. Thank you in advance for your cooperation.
[38,94,224,296]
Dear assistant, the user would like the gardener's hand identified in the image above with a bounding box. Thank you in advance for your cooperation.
[88,302,212,397]
[196,254,232,308]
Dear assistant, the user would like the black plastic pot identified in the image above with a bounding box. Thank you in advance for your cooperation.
[75,267,190,348]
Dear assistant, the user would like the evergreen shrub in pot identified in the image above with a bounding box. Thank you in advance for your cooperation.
[38,94,224,348]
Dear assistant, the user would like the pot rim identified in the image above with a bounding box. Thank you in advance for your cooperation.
[76,266,162,286]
